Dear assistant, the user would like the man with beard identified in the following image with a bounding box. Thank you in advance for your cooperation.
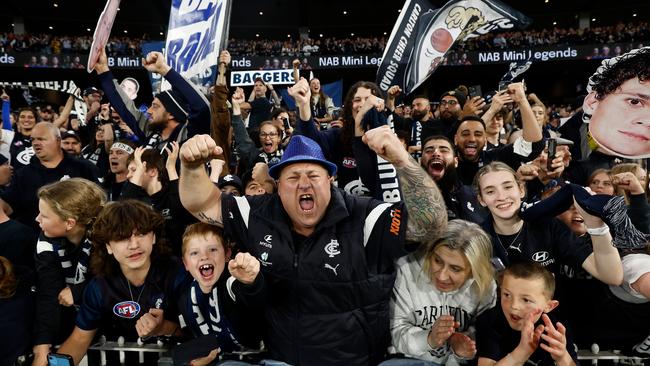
[94,48,210,151]
[427,90,466,140]
[421,135,487,222]
[386,85,448,160]
[60,130,82,157]
[454,83,545,186]
[388,88,466,160]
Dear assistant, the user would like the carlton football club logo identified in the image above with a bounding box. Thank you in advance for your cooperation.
[324,239,340,258]
[16,147,34,166]
[113,301,141,319]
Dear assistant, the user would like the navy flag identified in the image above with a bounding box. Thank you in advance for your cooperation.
[377,0,531,95]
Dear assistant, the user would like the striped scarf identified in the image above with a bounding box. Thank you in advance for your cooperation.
[36,235,93,285]
[187,279,241,352]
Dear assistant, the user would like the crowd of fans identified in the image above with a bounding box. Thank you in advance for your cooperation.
[456,21,650,52]
[1,21,648,60]
[0,33,145,56]
[0,37,649,366]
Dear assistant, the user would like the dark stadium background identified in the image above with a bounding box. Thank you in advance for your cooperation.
[1,0,648,106]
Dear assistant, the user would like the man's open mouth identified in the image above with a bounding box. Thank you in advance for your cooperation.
[299,194,314,211]
[428,159,446,175]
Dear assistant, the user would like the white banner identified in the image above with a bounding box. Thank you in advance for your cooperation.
[165,0,232,89]
[230,70,296,87]
[88,0,121,73]
[0,80,88,122]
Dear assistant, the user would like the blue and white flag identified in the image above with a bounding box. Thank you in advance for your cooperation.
[377,0,531,95]
[165,0,232,90]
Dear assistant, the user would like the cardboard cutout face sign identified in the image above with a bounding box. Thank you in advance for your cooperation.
[584,47,650,158]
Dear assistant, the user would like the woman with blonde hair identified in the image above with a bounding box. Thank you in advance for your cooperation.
[384,220,497,365]
[31,178,107,366]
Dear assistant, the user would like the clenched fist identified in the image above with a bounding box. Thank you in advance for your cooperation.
[228,252,260,285]
[180,135,224,169]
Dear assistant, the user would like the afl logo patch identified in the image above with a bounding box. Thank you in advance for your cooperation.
[342,157,356,169]
[113,301,141,319]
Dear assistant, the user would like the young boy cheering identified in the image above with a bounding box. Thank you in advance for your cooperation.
[476,262,578,366]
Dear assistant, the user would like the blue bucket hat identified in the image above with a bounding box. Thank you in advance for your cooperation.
[268,135,337,179]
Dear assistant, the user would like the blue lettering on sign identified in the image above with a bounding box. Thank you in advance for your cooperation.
[177,32,201,73]
[191,4,221,67]
[113,301,141,319]
[169,0,218,29]
[166,0,223,74]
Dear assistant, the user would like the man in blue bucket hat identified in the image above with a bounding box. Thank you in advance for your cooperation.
[179,94,446,366]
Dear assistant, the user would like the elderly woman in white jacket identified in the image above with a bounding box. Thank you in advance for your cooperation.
[382,220,497,366]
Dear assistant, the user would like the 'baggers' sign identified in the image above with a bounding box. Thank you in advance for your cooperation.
[230,70,295,86]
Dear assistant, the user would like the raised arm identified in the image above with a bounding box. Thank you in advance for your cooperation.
[143,51,212,137]
[95,48,144,140]
[362,126,447,242]
[481,91,512,126]
[231,87,259,168]
[509,83,542,143]
[52,95,75,129]
[576,200,623,285]
[179,134,225,226]
[2,90,12,130]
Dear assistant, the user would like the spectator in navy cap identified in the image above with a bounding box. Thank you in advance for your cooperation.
[61,130,82,157]
[217,174,243,196]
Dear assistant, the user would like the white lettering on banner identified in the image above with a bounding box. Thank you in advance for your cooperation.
[319,57,339,67]
[477,47,578,64]
[231,57,252,68]
[533,47,578,61]
[316,55,381,68]
[0,54,15,64]
[377,156,402,202]
[378,2,421,91]
[116,57,140,67]
[230,70,295,86]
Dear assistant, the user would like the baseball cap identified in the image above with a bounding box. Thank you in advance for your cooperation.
[83,87,104,97]
[217,174,243,192]
[62,130,81,142]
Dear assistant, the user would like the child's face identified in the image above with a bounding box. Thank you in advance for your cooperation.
[107,231,155,274]
[586,77,650,158]
[500,274,555,331]
[183,234,230,294]
[36,199,68,238]
[430,246,472,292]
